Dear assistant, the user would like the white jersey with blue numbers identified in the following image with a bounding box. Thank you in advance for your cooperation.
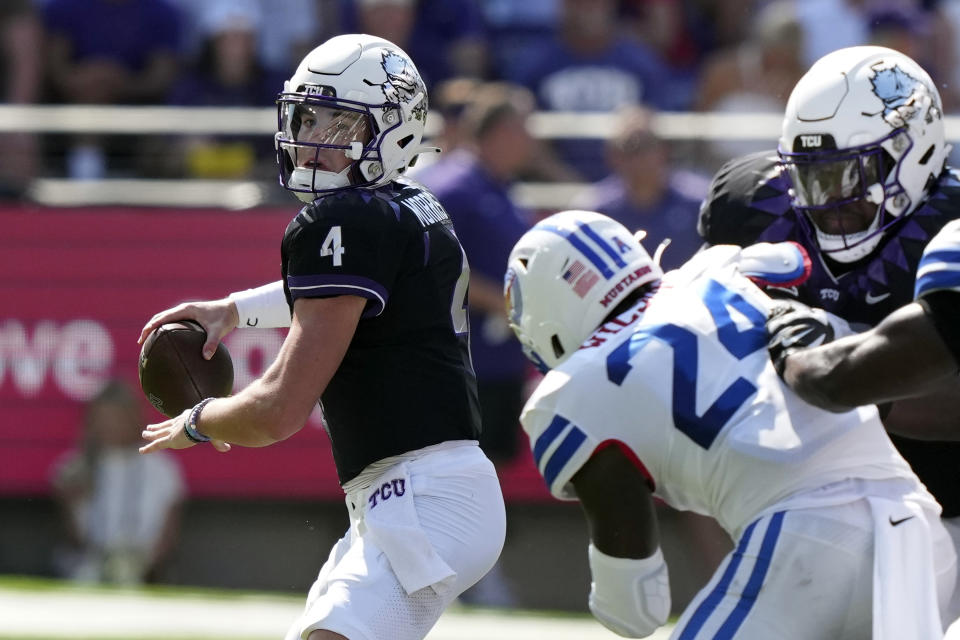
[521,247,927,539]
[915,219,960,299]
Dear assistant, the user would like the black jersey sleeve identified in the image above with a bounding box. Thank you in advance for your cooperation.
[282,195,408,317]
[697,150,789,247]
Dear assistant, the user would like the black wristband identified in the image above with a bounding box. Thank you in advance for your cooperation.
[183,398,215,444]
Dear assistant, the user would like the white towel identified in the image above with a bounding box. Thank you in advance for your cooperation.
[362,462,457,596]
[868,496,943,639]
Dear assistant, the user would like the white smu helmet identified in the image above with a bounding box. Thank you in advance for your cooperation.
[276,34,434,202]
[779,46,949,262]
[504,210,663,372]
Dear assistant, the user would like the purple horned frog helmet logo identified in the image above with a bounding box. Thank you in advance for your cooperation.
[366,50,427,123]
[869,63,941,129]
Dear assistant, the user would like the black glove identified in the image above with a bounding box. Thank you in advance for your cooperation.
[766,300,835,378]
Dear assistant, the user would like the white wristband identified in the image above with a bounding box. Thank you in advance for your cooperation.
[228,281,291,328]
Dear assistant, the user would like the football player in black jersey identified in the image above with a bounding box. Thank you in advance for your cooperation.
[766,220,960,415]
[137,35,506,640]
[698,45,960,611]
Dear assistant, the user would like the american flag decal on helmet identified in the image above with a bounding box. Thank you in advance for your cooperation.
[562,260,599,298]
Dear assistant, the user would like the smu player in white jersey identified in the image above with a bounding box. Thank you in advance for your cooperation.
[505,210,957,638]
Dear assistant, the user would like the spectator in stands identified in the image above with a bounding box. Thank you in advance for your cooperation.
[429,77,482,154]
[42,0,182,179]
[794,0,872,67]
[256,0,326,75]
[480,0,558,84]
[0,1,42,197]
[163,0,283,179]
[170,1,283,108]
[619,0,702,76]
[510,0,685,181]
[694,0,804,112]
[173,0,324,77]
[342,0,488,90]
[572,105,707,271]
[51,380,185,585]
[694,0,805,161]
[409,77,480,175]
[416,82,535,468]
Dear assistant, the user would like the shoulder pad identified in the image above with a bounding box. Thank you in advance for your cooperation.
[666,246,742,286]
[738,242,811,288]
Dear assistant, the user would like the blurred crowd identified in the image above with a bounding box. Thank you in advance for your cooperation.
[0,0,956,197]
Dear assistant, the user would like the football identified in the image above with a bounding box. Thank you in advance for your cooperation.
[138,320,234,418]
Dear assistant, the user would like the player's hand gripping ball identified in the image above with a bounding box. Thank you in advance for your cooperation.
[138,320,234,418]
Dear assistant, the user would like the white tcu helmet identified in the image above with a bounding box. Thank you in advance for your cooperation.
[276,34,434,202]
[779,46,949,262]
[504,210,663,372]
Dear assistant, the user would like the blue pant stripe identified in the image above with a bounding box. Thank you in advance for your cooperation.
[677,519,759,639]
[714,511,785,639]
[533,415,570,467]
[543,426,587,488]
[542,225,614,278]
[578,222,627,268]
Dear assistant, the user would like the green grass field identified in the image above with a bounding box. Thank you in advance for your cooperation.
[0,575,674,640]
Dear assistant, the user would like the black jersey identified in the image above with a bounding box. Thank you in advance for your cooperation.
[281,178,481,484]
[699,150,960,516]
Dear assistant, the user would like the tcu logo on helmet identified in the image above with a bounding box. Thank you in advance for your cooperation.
[366,51,427,123]
[870,64,941,129]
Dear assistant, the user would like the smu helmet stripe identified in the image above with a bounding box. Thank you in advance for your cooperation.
[542,225,615,278]
[577,222,627,268]
[533,414,570,466]
[914,269,960,298]
[543,426,587,488]
[915,249,960,297]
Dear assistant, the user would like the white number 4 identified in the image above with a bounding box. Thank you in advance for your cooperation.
[320,226,345,266]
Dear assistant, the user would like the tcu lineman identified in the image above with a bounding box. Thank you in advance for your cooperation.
[138,35,505,640]
[505,210,956,638]
[698,45,960,587]
[769,218,960,413]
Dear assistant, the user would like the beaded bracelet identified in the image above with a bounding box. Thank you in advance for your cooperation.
[183,397,215,444]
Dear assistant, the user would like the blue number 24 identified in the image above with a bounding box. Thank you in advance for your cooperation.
[606,279,766,449]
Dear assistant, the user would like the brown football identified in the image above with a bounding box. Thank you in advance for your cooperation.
[138,320,234,418]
